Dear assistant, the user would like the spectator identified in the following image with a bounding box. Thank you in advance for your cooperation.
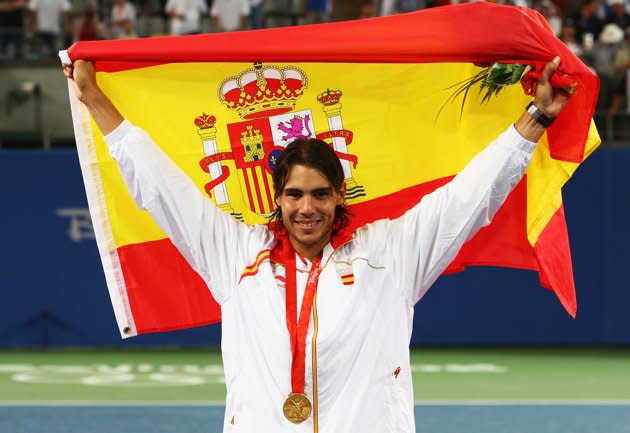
[606,0,630,29]
[595,23,625,74]
[358,0,376,18]
[302,0,331,23]
[75,5,103,41]
[165,0,207,35]
[593,23,625,110]
[572,0,604,46]
[0,0,26,58]
[110,0,136,38]
[560,19,584,57]
[614,26,630,73]
[503,0,530,7]
[248,0,263,29]
[534,0,562,36]
[380,0,423,16]
[610,26,630,113]
[396,0,425,13]
[27,0,71,58]
[211,0,248,31]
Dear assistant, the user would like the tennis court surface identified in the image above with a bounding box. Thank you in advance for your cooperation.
[2,347,629,433]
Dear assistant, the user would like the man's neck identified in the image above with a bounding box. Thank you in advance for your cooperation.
[290,238,329,263]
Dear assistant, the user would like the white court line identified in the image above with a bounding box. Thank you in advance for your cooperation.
[3,400,630,407]
[0,400,225,406]
[415,400,630,406]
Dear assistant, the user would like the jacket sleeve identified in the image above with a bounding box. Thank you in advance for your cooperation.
[105,120,270,305]
[385,124,537,305]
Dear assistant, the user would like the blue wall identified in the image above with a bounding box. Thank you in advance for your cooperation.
[0,149,628,347]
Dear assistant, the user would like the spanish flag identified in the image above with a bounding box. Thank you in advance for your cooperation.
[64,3,600,338]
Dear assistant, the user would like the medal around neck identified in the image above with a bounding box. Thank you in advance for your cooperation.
[283,393,312,423]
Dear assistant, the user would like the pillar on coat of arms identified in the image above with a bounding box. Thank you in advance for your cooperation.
[195,113,238,217]
[318,90,365,199]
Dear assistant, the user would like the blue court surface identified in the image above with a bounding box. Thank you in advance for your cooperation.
[2,403,630,433]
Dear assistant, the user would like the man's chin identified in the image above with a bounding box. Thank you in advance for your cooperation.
[290,232,326,247]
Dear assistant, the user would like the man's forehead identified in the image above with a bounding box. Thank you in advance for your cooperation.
[284,165,332,189]
[282,185,333,192]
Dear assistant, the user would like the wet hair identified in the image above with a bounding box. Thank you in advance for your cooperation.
[269,138,350,234]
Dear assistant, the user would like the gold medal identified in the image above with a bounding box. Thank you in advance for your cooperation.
[283,393,312,423]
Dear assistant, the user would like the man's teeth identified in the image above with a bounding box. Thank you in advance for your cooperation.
[298,221,318,227]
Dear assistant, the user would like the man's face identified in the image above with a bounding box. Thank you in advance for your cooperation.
[275,164,344,260]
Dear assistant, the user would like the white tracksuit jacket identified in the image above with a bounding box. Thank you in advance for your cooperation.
[105,120,536,433]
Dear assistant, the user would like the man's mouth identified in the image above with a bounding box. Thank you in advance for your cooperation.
[295,220,320,230]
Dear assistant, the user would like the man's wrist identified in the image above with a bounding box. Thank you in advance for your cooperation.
[526,102,555,128]
[514,107,547,143]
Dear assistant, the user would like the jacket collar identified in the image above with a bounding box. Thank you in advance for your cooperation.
[268,222,354,265]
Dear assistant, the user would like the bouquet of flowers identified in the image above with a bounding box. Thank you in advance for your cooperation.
[439,63,530,119]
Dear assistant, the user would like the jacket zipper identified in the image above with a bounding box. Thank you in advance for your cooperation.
[310,240,351,433]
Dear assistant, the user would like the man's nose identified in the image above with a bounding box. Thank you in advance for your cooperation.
[299,195,315,214]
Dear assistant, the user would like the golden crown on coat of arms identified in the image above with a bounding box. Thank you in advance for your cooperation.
[317,89,343,106]
[194,113,216,129]
[218,62,308,120]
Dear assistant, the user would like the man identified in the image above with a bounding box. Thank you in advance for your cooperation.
[609,25,630,113]
[210,0,249,32]
[110,0,137,39]
[27,0,71,57]
[0,0,26,58]
[165,0,207,35]
[63,57,569,433]
[606,0,630,30]
[303,0,332,24]
[572,0,604,46]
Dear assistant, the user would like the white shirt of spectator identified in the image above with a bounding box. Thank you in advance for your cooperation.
[28,0,71,34]
[166,0,208,35]
[111,1,136,38]
[210,0,249,32]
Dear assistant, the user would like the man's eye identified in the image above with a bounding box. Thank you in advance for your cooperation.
[286,191,301,198]
[314,191,330,199]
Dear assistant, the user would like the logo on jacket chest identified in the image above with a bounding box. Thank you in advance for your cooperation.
[334,261,355,287]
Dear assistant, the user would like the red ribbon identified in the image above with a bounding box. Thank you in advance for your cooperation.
[198,151,234,198]
[315,130,359,168]
[285,253,322,393]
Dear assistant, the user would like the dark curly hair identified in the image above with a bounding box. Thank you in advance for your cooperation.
[269,138,350,234]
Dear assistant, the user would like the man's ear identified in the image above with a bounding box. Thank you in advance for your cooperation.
[337,182,346,205]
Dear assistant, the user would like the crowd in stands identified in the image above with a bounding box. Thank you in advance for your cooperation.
[1,0,629,113]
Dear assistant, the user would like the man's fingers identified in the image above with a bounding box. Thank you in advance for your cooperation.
[556,89,571,110]
[73,59,96,79]
[540,56,561,83]
[62,64,74,79]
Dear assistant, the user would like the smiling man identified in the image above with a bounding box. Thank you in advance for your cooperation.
[63,57,569,433]
[270,139,348,261]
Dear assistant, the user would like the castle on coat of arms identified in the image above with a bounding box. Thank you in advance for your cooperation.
[194,62,366,220]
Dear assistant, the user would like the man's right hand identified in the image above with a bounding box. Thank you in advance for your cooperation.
[62,59,124,135]
[63,60,98,104]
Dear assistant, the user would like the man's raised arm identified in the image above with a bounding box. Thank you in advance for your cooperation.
[64,60,267,304]
[386,56,572,305]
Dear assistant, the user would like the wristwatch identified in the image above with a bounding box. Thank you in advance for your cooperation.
[526,102,555,128]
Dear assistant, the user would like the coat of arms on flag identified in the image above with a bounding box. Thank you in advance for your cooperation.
[194,62,366,219]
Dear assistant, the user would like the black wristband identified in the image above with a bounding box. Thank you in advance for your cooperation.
[526,102,555,128]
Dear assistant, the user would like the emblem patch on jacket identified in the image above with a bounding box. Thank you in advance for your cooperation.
[239,249,271,282]
[335,261,355,286]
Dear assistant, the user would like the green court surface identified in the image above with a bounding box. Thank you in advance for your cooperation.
[1,347,630,403]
